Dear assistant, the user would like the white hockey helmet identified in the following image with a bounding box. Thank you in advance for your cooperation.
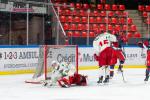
[51,60,59,69]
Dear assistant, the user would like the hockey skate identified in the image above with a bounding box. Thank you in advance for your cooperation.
[103,75,109,83]
[144,76,149,82]
[97,76,103,84]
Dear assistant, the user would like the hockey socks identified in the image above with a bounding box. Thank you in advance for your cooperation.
[144,68,150,81]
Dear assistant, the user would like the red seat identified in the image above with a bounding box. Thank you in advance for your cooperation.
[112,4,118,11]
[146,18,150,24]
[146,5,150,12]
[111,17,117,24]
[119,18,125,24]
[130,25,137,32]
[138,5,145,12]
[96,17,102,23]
[104,4,110,10]
[79,9,87,16]
[119,5,125,11]
[93,10,99,16]
[114,25,121,31]
[126,32,133,38]
[82,31,87,37]
[58,9,63,15]
[71,10,77,16]
[63,23,69,30]
[115,11,122,17]
[70,24,76,30]
[83,4,89,9]
[84,24,93,30]
[100,11,106,17]
[74,16,80,23]
[89,31,95,37]
[67,31,73,37]
[83,24,88,30]
[127,18,133,25]
[67,16,73,23]
[122,25,128,31]
[104,17,110,24]
[99,24,106,32]
[134,32,141,38]
[81,17,87,23]
[122,11,128,17]
[65,9,71,15]
[93,24,98,31]
[97,4,103,10]
[108,24,113,31]
[108,11,114,17]
[90,17,95,23]
[77,24,83,30]
[76,3,81,9]
[60,16,66,22]
[142,12,148,18]
[74,31,81,37]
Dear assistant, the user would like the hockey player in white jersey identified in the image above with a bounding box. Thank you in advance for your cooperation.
[93,32,118,84]
[43,61,87,88]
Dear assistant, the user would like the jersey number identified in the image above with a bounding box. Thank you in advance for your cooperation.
[99,40,108,46]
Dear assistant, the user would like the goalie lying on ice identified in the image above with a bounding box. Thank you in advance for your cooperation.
[43,61,87,88]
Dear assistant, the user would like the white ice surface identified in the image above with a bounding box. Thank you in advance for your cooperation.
[0,69,150,100]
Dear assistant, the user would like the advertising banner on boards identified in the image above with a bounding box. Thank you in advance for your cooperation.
[0,46,147,74]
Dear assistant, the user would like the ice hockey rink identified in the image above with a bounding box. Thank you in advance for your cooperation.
[0,68,150,100]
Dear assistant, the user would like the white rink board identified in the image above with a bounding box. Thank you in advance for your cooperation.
[79,46,146,66]
[0,46,39,72]
[0,46,147,73]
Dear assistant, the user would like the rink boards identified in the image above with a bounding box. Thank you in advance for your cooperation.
[0,45,147,75]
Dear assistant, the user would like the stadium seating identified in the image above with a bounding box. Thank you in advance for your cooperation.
[53,1,139,38]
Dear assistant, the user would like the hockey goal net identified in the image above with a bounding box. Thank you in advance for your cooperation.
[25,45,78,83]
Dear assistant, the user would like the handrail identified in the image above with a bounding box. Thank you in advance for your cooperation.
[49,0,66,36]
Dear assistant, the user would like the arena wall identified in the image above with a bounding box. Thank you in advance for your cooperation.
[0,46,147,75]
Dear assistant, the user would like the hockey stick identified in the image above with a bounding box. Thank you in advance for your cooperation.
[118,64,126,83]
[120,70,126,83]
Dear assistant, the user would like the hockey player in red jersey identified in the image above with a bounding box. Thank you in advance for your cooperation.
[138,39,150,82]
[93,32,118,83]
[58,73,87,88]
[109,33,126,79]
